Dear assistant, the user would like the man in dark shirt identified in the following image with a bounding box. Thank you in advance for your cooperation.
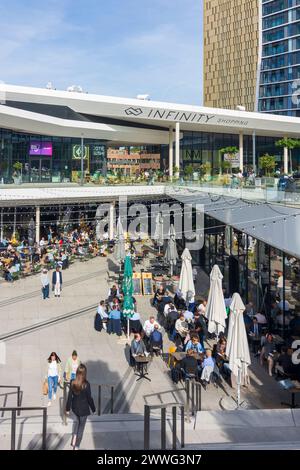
[180,350,199,379]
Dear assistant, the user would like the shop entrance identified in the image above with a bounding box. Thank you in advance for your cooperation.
[30,158,52,183]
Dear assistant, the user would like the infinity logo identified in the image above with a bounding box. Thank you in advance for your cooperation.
[125,107,143,116]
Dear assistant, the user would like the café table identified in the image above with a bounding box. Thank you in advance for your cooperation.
[280,380,300,409]
[171,352,203,362]
[134,355,151,382]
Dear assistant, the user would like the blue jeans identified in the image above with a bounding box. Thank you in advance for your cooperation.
[42,284,50,299]
[48,375,58,400]
[71,372,76,380]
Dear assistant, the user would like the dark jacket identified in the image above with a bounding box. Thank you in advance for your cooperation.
[66,381,96,417]
[52,270,62,286]
[249,323,262,336]
[150,329,163,347]
[181,356,198,375]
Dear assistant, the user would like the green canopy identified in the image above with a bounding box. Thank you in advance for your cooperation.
[122,255,135,318]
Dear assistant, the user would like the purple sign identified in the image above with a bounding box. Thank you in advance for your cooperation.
[29,141,52,156]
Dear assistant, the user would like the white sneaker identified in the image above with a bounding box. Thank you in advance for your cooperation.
[47,401,51,407]
[53,393,56,400]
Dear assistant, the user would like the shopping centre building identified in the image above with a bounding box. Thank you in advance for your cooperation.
[1,84,300,183]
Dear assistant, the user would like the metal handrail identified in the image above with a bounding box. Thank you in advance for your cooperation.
[0,385,22,416]
[185,379,202,422]
[62,382,115,425]
[0,407,47,450]
[144,403,185,450]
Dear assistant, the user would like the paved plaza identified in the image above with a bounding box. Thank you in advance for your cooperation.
[0,254,299,449]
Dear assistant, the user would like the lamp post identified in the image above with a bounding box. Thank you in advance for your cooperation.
[80,134,84,186]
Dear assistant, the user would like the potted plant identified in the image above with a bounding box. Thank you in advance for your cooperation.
[259,154,276,186]
[184,164,194,182]
[173,166,180,180]
[12,162,23,184]
[199,162,212,180]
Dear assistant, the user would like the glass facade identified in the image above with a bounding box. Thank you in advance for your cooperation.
[0,128,107,184]
[259,0,300,116]
[199,213,300,327]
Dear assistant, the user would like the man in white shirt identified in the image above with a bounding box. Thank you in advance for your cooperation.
[52,266,62,297]
[143,316,161,337]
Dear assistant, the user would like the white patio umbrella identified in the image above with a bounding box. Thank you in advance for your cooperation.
[114,217,126,271]
[205,265,227,336]
[164,224,178,277]
[178,248,195,302]
[153,212,164,254]
[226,293,251,407]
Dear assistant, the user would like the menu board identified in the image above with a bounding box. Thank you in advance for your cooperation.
[142,273,153,295]
[132,273,142,295]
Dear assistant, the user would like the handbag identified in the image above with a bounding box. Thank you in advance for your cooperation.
[42,379,48,396]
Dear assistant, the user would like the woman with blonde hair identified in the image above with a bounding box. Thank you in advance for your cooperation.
[66,364,95,450]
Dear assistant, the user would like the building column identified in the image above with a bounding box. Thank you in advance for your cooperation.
[0,208,3,241]
[252,131,256,173]
[35,206,40,244]
[169,127,174,178]
[284,146,289,174]
[109,201,115,240]
[239,132,244,172]
[175,122,180,171]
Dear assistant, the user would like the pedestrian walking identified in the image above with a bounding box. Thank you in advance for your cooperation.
[46,352,62,407]
[52,266,63,297]
[64,350,81,382]
[66,364,96,450]
[41,268,50,299]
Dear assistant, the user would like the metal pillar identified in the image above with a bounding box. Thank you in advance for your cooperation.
[0,208,3,241]
[35,206,40,244]
[109,202,115,240]
[239,132,244,172]
[284,146,289,174]
[169,127,174,178]
[252,131,256,173]
[80,136,84,186]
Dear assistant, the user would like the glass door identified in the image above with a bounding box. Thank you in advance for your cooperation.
[30,158,40,182]
[30,158,52,182]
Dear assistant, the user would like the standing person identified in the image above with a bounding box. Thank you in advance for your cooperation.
[52,266,63,297]
[64,350,81,382]
[66,364,96,450]
[41,268,50,299]
[46,352,62,407]
[95,300,108,331]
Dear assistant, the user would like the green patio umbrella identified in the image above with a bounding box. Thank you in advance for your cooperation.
[122,255,135,340]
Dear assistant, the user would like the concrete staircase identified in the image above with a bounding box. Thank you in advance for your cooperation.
[1,408,300,450]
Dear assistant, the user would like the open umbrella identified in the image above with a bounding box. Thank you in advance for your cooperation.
[115,217,126,271]
[178,248,195,302]
[122,255,135,341]
[164,224,178,277]
[153,212,164,254]
[226,293,251,407]
[205,265,227,336]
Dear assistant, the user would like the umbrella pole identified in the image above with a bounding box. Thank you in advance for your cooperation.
[237,368,241,407]
[127,317,130,342]
[170,264,173,277]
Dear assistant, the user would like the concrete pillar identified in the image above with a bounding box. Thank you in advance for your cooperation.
[13,207,17,235]
[252,131,256,173]
[109,202,115,240]
[169,127,174,178]
[0,208,3,241]
[36,206,40,244]
[284,146,289,174]
[175,122,180,171]
[239,132,244,172]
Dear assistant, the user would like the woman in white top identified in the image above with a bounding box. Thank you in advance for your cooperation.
[97,300,108,330]
[46,352,62,407]
[41,268,50,299]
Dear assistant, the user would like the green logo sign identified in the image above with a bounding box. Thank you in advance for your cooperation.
[72,145,89,159]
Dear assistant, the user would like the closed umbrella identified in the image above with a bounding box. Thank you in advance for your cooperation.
[205,265,227,336]
[178,248,195,302]
[154,212,164,254]
[226,293,251,407]
[164,224,178,277]
[122,255,135,341]
[115,217,126,271]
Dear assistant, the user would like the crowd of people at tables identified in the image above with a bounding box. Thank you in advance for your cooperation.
[0,225,109,282]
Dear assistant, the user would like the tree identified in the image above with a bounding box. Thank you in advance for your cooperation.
[219,146,239,174]
[259,154,276,177]
[221,160,232,175]
[199,162,212,178]
[275,138,300,174]
[184,164,194,180]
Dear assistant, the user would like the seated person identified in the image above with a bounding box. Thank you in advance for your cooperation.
[192,312,207,348]
[174,290,187,311]
[243,311,253,333]
[153,286,165,307]
[255,312,267,325]
[149,324,163,356]
[185,335,204,354]
[200,350,215,384]
[260,333,277,376]
[276,347,294,376]
[165,308,179,338]
[129,311,143,334]
[289,311,300,336]
[130,332,147,357]
[143,316,161,340]
[158,291,173,316]
[184,309,194,324]
[175,313,189,347]
[107,285,120,302]
[164,302,176,317]
[180,349,199,380]
[215,338,231,377]
[107,304,122,336]
[248,316,262,353]
[276,310,291,327]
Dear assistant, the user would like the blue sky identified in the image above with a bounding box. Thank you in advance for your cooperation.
[0,0,203,104]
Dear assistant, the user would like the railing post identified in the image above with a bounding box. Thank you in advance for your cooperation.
[98,385,101,416]
[172,406,177,450]
[63,382,67,425]
[185,380,190,422]
[17,387,21,416]
[144,405,150,450]
[11,409,16,450]
[180,406,185,448]
[42,408,47,450]
[161,407,166,450]
[110,386,114,414]
[191,380,195,416]
[198,383,201,411]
